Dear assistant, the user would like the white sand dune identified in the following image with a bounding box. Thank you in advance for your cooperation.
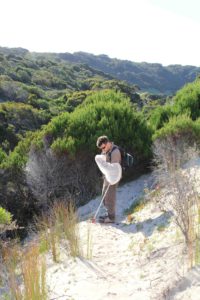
[46,170,200,300]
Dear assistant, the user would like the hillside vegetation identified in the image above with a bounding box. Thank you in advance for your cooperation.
[58,51,200,94]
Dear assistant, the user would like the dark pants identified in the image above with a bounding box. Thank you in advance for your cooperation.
[102,178,117,221]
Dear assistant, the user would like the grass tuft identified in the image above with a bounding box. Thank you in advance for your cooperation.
[86,223,93,260]
[37,200,81,259]
[21,243,47,300]
[125,196,146,215]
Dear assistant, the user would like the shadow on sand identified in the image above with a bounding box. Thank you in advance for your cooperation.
[111,211,173,238]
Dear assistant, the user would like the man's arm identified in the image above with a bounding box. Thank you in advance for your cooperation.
[111,148,121,164]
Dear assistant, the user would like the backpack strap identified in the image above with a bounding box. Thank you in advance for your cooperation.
[108,146,118,163]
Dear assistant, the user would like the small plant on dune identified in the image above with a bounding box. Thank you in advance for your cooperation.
[1,240,23,300]
[1,241,47,300]
[125,196,147,216]
[146,240,155,254]
[37,200,81,259]
[194,208,200,265]
[52,201,81,258]
[128,238,136,254]
[48,222,60,263]
[36,213,59,263]
[157,223,168,232]
[194,238,200,265]
[1,239,21,270]
[86,223,93,260]
[38,231,50,254]
[21,243,47,300]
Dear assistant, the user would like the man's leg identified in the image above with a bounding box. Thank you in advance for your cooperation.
[102,180,116,221]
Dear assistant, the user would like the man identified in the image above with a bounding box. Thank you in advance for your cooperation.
[96,135,121,223]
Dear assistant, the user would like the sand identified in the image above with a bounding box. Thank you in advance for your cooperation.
[46,171,200,300]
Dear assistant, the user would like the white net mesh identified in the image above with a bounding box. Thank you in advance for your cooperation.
[95,154,122,185]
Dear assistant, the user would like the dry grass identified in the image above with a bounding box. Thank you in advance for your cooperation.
[68,204,81,258]
[1,200,81,299]
[21,243,47,300]
[1,240,23,300]
[194,207,200,265]
[37,200,82,259]
[52,201,81,258]
[86,223,93,260]
[36,212,60,262]
[1,240,47,300]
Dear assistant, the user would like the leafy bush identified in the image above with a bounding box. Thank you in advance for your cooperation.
[173,80,200,120]
[0,102,50,152]
[149,79,200,140]
[0,131,36,170]
[0,207,12,225]
[45,90,152,159]
[149,104,174,131]
[65,90,93,112]
[152,114,200,144]
[0,147,7,164]
[16,67,32,83]
[152,115,200,175]
[44,112,70,138]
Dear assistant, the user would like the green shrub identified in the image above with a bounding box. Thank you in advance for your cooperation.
[0,147,7,164]
[152,114,200,143]
[125,196,146,215]
[44,90,152,159]
[149,80,200,134]
[0,207,12,225]
[0,131,36,170]
[173,80,200,120]
[44,112,70,138]
[149,104,174,131]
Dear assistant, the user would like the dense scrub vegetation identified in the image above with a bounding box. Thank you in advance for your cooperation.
[44,90,151,157]
[58,51,200,94]
[0,102,49,152]
[149,80,200,137]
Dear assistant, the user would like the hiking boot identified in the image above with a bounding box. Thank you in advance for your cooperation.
[99,214,108,220]
[99,216,115,223]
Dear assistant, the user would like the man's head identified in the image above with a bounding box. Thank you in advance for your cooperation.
[96,135,112,152]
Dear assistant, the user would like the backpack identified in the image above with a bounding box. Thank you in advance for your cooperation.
[109,146,134,170]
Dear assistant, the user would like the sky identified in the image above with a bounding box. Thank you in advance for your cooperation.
[0,0,200,66]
